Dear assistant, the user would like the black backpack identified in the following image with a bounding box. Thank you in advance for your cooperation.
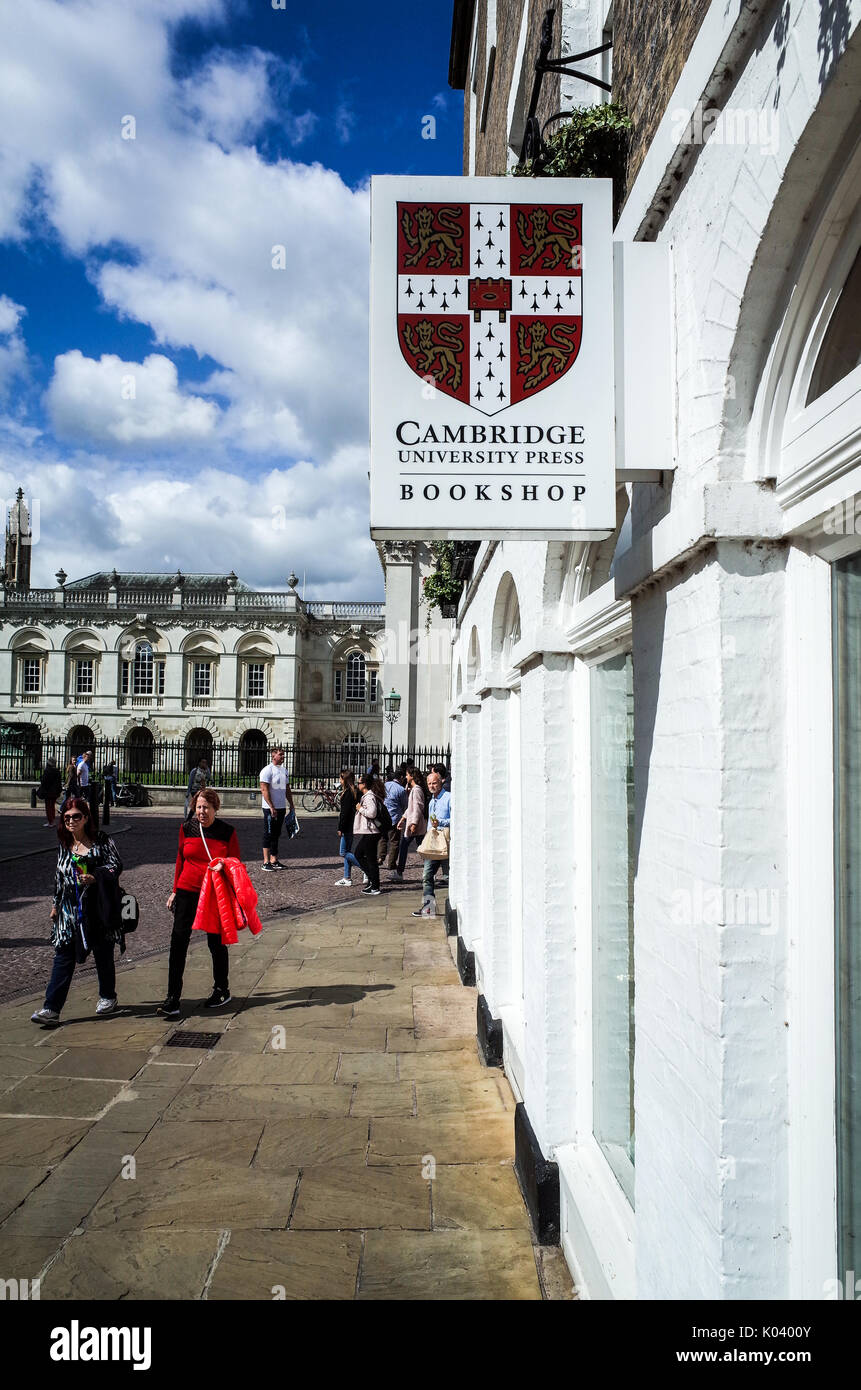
[374,796,393,837]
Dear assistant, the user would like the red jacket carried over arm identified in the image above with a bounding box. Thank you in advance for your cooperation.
[192,858,263,945]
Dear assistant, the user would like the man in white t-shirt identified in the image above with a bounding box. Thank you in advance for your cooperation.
[260,747,295,872]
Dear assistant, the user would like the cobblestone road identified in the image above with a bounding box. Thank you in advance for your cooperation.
[0,809,433,1005]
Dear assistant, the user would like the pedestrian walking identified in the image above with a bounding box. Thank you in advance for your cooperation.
[159,789,241,1018]
[36,756,63,828]
[260,747,295,872]
[378,764,407,868]
[412,769,451,915]
[390,766,427,881]
[334,768,359,885]
[30,797,123,1027]
[429,761,452,794]
[103,759,118,808]
[351,773,386,895]
[59,757,78,818]
[185,757,210,817]
[76,749,99,832]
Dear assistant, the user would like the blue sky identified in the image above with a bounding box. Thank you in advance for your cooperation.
[0,0,461,595]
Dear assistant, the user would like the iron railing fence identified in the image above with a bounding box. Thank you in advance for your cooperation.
[0,735,451,790]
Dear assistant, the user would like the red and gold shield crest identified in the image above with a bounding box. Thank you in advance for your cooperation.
[397,201,583,415]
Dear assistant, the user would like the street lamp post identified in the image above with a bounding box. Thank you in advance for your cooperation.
[383,688,401,770]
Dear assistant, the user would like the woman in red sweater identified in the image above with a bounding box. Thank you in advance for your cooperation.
[157,788,241,1019]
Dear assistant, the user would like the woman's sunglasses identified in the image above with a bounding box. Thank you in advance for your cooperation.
[63,813,85,822]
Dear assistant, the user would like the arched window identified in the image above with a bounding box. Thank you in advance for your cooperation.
[342,732,367,770]
[67,725,95,760]
[126,727,154,776]
[133,642,154,696]
[346,652,366,702]
[239,728,268,777]
[807,248,861,405]
[185,728,213,772]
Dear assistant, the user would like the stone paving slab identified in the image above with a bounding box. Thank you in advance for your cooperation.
[0,1164,50,1222]
[41,1229,221,1300]
[87,1157,299,1231]
[358,1230,542,1300]
[253,1117,370,1172]
[208,1230,362,1301]
[38,1048,152,1081]
[0,895,554,1299]
[291,1164,431,1231]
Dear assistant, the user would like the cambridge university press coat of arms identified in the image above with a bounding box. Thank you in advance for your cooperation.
[397,201,583,415]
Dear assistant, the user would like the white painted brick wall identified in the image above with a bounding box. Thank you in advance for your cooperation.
[444,0,860,1291]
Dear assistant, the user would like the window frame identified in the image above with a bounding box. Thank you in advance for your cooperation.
[22,656,41,694]
[75,658,94,696]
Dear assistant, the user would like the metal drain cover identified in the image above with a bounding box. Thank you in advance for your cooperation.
[165,1031,223,1049]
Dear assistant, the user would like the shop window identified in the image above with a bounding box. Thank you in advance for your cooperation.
[833,554,861,1282]
[591,650,635,1204]
[807,249,861,405]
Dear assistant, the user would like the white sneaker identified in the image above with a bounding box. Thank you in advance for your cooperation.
[42,822,54,828]
[334,878,352,886]
[31,1007,60,1026]
[96,996,118,1016]
[362,874,369,885]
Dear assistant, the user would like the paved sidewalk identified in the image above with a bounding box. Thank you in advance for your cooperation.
[0,896,574,1300]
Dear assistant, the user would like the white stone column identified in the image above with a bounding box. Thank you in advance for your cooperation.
[380,542,418,749]
[448,710,462,911]
[518,653,577,1155]
[476,685,511,1012]
[632,543,790,1299]
[458,700,483,952]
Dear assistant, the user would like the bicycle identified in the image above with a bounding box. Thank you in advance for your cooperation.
[299,783,340,814]
[115,781,151,808]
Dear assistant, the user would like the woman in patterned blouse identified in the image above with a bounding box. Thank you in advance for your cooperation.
[30,796,123,1028]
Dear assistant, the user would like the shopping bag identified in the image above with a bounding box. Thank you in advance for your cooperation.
[416,825,450,860]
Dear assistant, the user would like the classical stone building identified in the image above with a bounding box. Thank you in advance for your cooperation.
[0,497,455,774]
[444,0,861,1300]
[0,494,387,768]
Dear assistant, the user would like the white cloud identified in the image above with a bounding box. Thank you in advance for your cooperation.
[0,450,382,598]
[0,295,25,335]
[47,351,219,445]
[335,102,356,143]
[0,0,380,593]
[0,295,29,399]
[178,49,274,148]
[0,0,371,460]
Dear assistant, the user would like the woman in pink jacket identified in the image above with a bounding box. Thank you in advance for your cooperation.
[351,773,386,895]
[392,766,428,880]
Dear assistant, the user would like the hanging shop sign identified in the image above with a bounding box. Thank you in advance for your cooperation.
[370,175,615,541]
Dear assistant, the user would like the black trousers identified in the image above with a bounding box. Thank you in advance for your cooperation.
[45,937,116,1013]
[167,887,229,999]
[353,834,381,890]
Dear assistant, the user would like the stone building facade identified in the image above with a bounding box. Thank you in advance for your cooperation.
[0,502,387,764]
[0,501,453,768]
[446,0,861,1300]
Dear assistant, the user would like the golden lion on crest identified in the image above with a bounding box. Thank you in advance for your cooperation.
[401,206,464,269]
[516,320,579,391]
[516,207,579,271]
[402,319,464,392]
